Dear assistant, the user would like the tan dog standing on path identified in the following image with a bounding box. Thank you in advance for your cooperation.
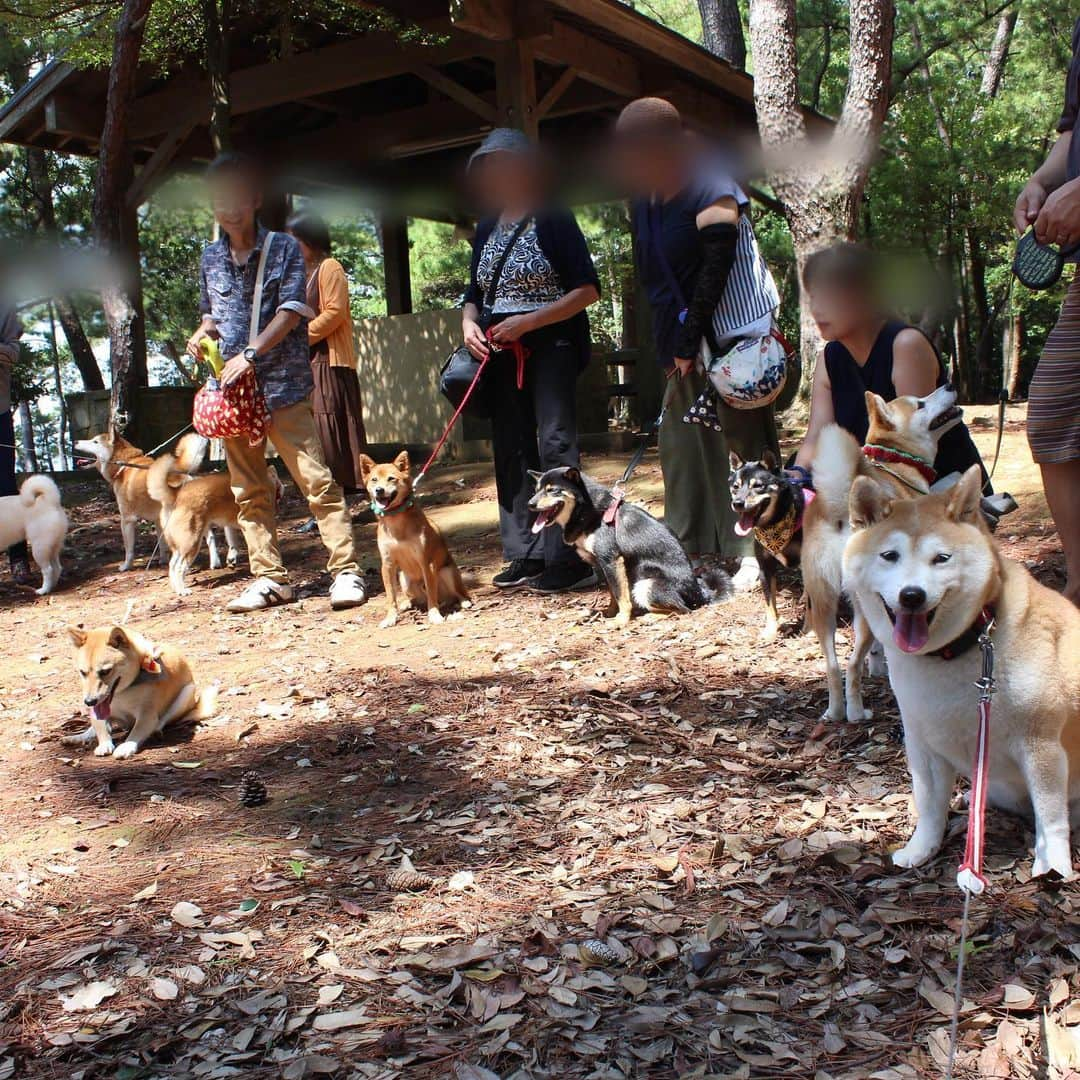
[359,451,471,628]
[64,625,218,759]
[845,467,1079,879]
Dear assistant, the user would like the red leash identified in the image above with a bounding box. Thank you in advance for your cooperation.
[414,329,530,487]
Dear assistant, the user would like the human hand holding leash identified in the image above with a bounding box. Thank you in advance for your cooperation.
[1013,178,1047,235]
[488,314,535,345]
[221,353,254,387]
[672,356,695,378]
[462,317,490,360]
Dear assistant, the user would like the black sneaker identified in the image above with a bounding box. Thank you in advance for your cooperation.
[493,558,545,588]
[530,563,599,593]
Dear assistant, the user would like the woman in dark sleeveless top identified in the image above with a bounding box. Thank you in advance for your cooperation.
[795,244,986,484]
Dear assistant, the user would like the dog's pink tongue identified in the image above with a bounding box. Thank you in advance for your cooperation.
[734,512,755,537]
[893,610,930,653]
[531,515,547,534]
[92,701,111,721]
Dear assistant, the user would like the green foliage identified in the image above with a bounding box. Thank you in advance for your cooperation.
[11,341,49,404]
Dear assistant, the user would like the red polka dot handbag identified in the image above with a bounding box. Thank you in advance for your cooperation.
[192,232,273,447]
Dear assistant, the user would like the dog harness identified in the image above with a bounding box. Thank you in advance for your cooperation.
[370,497,415,518]
[862,444,937,488]
[753,488,815,558]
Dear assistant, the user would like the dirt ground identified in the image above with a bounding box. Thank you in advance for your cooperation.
[0,404,1076,1080]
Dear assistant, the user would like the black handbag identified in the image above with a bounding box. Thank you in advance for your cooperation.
[440,217,531,416]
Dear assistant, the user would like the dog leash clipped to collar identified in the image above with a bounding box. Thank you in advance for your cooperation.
[945,610,998,1080]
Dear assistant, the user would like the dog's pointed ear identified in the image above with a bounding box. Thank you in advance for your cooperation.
[564,466,581,486]
[527,469,544,486]
[393,450,411,475]
[66,624,87,648]
[728,451,743,472]
[108,626,129,651]
[865,391,893,431]
[946,464,984,525]
[850,476,892,530]
[761,449,779,471]
[358,454,376,481]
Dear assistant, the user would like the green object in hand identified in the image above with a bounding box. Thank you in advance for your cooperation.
[200,337,224,378]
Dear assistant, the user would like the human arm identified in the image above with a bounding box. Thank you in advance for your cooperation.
[307,260,350,344]
[187,255,221,359]
[890,329,942,398]
[221,310,302,386]
[794,350,834,468]
[487,285,600,344]
[671,196,740,377]
[0,310,22,366]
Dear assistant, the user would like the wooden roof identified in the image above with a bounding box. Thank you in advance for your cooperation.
[0,0,825,211]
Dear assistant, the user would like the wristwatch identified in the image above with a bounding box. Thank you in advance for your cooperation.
[243,346,259,364]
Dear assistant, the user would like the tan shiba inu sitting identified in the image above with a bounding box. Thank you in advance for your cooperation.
[845,466,1079,880]
[358,451,471,628]
[64,625,218,759]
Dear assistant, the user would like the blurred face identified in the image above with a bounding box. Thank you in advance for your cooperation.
[806,280,873,342]
[209,173,261,234]
[611,132,684,196]
[469,152,542,213]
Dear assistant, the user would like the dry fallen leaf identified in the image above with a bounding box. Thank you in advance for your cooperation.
[60,980,119,1012]
[170,901,204,928]
[150,977,179,1001]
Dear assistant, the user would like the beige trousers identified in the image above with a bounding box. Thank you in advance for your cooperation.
[224,398,360,583]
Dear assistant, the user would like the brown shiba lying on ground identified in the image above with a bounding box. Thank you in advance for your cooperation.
[149,433,282,595]
[845,466,1079,879]
[802,384,963,723]
[359,451,471,628]
[64,624,217,759]
[75,430,204,571]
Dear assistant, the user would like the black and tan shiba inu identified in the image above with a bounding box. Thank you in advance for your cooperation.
[729,451,810,640]
[845,466,1079,880]
[527,466,729,626]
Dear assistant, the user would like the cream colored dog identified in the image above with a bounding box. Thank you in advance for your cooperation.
[64,625,217,759]
[845,466,1079,879]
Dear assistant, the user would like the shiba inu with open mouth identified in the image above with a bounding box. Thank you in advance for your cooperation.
[845,466,1079,880]
[803,384,963,723]
[64,624,218,759]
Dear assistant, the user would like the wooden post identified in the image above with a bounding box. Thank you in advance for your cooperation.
[495,40,537,136]
[380,216,412,316]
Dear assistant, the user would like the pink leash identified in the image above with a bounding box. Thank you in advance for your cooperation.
[414,329,530,488]
[945,612,997,1080]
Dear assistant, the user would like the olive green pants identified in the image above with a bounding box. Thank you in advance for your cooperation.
[658,369,780,557]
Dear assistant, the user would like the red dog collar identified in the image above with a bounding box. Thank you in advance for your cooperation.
[930,605,996,661]
[862,444,937,486]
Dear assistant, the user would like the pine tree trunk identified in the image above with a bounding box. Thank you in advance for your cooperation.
[747,0,894,403]
[697,0,746,69]
[47,304,70,469]
[93,0,153,442]
[17,400,37,472]
[203,0,232,153]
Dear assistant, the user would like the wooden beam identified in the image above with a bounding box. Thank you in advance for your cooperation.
[533,22,641,100]
[535,65,577,120]
[126,119,196,208]
[449,0,514,40]
[380,216,412,316]
[543,0,753,101]
[0,60,75,140]
[44,94,100,140]
[130,33,488,139]
[414,63,497,121]
[496,39,537,135]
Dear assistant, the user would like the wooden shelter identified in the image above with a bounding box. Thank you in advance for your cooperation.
[0,0,820,315]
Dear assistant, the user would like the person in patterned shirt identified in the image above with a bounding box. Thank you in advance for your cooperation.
[186,153,367,613]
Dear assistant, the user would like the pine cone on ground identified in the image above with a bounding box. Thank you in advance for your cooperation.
[386,868,435,891]
[580,939,619,966]
[238,770,268,808]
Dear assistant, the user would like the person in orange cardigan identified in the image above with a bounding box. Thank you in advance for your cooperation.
[286,212,367,493]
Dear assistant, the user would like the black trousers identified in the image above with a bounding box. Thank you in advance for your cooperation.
[489,325,582,566]
[1,409,28,566]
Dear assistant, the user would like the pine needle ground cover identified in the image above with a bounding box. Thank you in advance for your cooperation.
[0,406,1075,1079]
